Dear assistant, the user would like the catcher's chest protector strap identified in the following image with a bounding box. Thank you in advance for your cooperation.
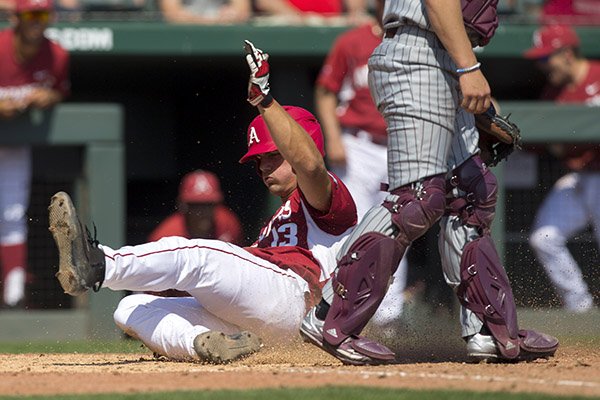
[461,0,499,46]
[457,235,520,359]
[323,232,403,347]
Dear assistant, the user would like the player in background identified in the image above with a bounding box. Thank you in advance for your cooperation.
[0,0,69,309]
[145,169,243,298]
[314,0,407,330]
[300,0,559,365]
[47,40,373,364]
[525,25,599,313]
[148,169,243,245]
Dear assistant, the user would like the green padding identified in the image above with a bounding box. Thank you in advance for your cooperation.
[0,23,597,57]
[499,102,600,142]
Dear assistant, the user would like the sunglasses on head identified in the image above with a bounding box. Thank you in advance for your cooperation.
[18,10,51,22]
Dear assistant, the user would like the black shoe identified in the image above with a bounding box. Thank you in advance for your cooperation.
[48,191,106,296]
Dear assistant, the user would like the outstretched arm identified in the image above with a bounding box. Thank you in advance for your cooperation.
[315,85,346,167]
[244,40,332,212]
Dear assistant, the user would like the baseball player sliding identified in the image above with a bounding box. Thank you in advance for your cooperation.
[48,41,364,363]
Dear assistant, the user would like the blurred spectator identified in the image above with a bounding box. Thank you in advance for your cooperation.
[0,0,12,13]
[146,170,243,298]
[159,0,250,24]
[314,0,408,330]
[0,0,70,309]
[540,0,600,24]
[525,25,599,313]
[254,0,370,25]
[497,0,543,17]
[149,170,243,244]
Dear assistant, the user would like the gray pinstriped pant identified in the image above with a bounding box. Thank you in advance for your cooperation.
[323,26,484,338]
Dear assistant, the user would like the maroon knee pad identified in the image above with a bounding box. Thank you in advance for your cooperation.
[457,235,520,359]
[447,155,497,231]
[323,232,403,346]
[385,174,447,246]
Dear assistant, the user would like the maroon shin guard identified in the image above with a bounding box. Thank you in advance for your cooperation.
[323,232,403,346]
[458,235,520,359]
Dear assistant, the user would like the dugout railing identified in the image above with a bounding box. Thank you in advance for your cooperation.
[0,104,125,341]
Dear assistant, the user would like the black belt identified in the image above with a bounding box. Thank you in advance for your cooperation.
[384,27,398,38]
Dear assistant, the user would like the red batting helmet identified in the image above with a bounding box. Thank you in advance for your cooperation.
[239,106,325,164]
[178,170,223,204]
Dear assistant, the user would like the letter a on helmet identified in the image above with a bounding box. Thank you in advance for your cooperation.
[239,106,325,164]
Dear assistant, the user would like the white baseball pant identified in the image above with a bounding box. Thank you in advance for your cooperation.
[106,236,309,360]
[529,172,599,312]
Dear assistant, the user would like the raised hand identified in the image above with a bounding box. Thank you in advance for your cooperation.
[244,40,273,108]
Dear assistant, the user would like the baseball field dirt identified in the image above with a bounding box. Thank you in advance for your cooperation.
[1,338,599,398]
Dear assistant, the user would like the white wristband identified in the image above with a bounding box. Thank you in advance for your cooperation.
[456,62,481,75]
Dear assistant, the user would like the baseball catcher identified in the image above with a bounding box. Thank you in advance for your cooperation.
[300,0,558,364]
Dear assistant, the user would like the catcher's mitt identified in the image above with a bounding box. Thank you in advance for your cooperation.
[475,104,522,167]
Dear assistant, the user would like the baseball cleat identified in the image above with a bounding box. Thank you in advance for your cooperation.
[300,308,395,366]
[193,330,262,364]
[466,330,559,363]
[48,191,106,296]
[466,333,502,362]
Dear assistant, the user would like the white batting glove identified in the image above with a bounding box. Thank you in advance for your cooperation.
[244,40,273,108]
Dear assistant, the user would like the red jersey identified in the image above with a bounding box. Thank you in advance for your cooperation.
[317,24,387,139]
[541,60,600,171]
[542,61,600,105]
[245,172,356,301]
[288,0,341,14]
[148,205,244,245]
[0,29,70,101]
[542,0,600,24]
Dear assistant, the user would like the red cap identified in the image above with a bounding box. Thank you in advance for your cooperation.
[524,25,580,59]
[14,0,53,12]
[178,170,224,204]
[239,105,325,164]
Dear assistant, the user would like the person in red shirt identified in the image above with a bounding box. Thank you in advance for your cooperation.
[0,0,69,309]
[148,170,243,245]
[525,25,599,313]
[540,0,600,25]
[254,0,370,24]
[146,169,243,297]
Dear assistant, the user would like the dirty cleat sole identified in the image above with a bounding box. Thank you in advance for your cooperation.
[48,191,90,296]
[193,331,262,364]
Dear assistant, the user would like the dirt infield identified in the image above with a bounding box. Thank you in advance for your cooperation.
[1,339,599,398]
